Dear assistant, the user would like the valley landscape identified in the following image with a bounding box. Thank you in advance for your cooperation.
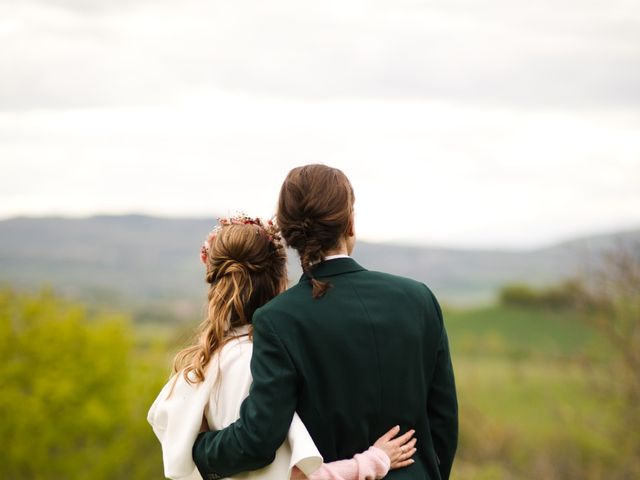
[1,215,638,479]
[2,214,637,309]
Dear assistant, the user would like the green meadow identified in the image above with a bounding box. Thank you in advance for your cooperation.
[1,288,635,479]
[444,306,625,479]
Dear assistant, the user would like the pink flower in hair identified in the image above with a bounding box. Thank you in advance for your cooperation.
[200,229,217,265]
[199,213,282,266]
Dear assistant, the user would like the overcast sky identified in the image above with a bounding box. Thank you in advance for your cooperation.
[1,0,639,248]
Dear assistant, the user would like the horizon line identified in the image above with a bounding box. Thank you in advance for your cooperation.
[1,211,638,253]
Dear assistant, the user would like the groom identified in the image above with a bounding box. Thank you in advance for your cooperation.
[193,164,458,479]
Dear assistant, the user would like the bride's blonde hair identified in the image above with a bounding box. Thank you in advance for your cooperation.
[172,218,288,385]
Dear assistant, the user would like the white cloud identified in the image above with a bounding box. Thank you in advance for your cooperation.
[1,92,639,248]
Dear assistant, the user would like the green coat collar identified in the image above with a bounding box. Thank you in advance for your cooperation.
[298,257,366,282]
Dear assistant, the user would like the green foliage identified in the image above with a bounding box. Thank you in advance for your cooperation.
[571,245,640,479]
[0,287,165,480]
[498,281,583,309]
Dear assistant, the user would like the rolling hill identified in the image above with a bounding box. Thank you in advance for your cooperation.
[0,215,638,315]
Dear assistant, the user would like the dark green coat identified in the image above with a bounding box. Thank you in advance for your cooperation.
[193,257,458,479]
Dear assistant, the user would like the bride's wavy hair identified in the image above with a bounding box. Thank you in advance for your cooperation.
[172,221,288,385]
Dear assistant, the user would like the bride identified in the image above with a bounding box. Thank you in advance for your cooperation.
[148,215,416,480]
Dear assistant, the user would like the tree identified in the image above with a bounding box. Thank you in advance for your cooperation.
[0,287,165,479]
[573,243,640,479]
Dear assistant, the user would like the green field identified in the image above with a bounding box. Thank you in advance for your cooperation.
[442,306,623,480]
[446,305,601,357]
[1,289,631,479]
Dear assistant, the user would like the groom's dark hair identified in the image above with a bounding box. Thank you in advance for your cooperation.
[277,164,355,298]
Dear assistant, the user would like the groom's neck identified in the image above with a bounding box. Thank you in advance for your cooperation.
[323,238,351,257]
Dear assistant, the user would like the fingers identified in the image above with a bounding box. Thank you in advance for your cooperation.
[391,458,415,469]
[397,438,417,461]
[390,428,415,447]
[378,425,414,446]
[374,425,418,471]
[398,428,416,445]
[377,425,401,443]
[390,454,417,469]
[389,435,417,470]
[394,438,416,460]
[390,448,417,469]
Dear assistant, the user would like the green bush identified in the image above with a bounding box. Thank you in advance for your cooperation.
[0,288,165,479]
[499,281,582,309]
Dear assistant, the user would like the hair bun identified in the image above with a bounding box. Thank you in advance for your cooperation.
[207,257,254,284]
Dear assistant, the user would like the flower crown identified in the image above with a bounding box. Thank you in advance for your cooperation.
[200,213,282,265]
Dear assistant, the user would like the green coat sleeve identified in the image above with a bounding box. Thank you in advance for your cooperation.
[427,293,458,480]
[192,310,298,479]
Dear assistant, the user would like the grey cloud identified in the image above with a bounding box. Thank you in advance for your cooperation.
[2,0,640,111]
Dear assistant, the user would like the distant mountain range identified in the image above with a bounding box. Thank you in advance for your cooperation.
[1,215,638,314]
